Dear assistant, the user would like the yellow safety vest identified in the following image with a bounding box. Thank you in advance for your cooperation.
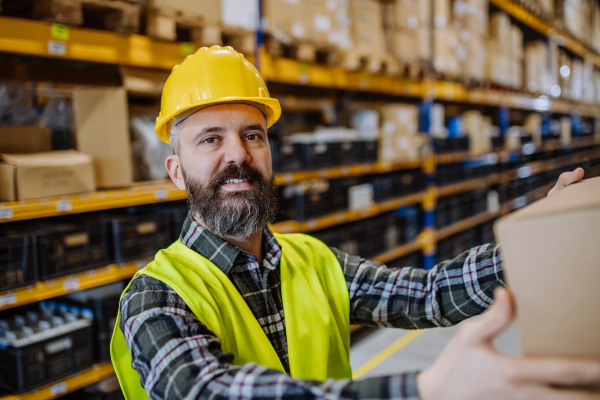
[110,233,352,400]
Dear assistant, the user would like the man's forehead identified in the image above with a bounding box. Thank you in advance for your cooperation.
[178,103,267,131]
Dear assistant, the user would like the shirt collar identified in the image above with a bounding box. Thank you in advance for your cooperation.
[179,212,282,275]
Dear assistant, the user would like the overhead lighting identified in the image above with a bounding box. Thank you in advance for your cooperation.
[560,65,570,77]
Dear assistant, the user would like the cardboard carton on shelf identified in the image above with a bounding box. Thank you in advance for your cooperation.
[494,176,600,359]
[146,0,221,21]
[0,125,52,154]
[0,150,96,201]
[72,87,134,189]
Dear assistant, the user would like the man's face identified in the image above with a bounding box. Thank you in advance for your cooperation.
[171,103,278,238]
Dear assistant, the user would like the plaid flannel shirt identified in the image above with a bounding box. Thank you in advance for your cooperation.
[119,213,505,400]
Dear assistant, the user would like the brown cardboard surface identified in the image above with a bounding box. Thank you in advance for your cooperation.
[0,150,96,201]
[494,176,600,359]
[0,125,52,154]
[146,0,221,20]
[73,87,134,189]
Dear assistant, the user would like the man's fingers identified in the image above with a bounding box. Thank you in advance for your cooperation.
[549,168,585,196]
[515,357,600,387]
[460,287,514,343]
[525,386,600,400]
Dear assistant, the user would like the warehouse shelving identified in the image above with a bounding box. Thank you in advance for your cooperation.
[0,260,146,311]
[0,160,421,224]
[0,362,115,400]
[488,0,600,67]
[371,236,425,264]
[270,192,426,234]
[1,13,600,117]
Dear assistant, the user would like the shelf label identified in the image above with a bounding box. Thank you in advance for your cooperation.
[0,207,13,220]
[0,292,17,307]
[181,42,194,56]
[154,189,168,200]
[56,200,72,212]
[63,277,80,292]
[48,40,67,56]
[50,381,68,397]
[51,23,70,41]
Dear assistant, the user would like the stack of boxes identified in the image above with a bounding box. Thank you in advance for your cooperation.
[453,0,488,82]
[378,104,425,163]
[433,0,460,78]
[263,0,353,59]
[556,0,592,47]
[384,0,432,69]
[462,110,493,155]
[486,12,522,89]
[345,0,387,71]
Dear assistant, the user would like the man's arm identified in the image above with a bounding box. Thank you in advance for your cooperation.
[333,243,505,329]
[121,275,421,400]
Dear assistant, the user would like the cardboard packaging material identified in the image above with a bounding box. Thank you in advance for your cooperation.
[146,0,221,20]
[393,0,419,30]
[493,176,600,359]
[72,87,134,189]
[391,29,417,63]
[349,0,385,54]
[417,26,432,60]
[433,0,450,29]
[417,0,432,25]
[0,150,96,201]
[0,126,52,154]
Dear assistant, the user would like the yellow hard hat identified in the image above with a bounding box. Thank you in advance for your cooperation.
[155,45,281,143]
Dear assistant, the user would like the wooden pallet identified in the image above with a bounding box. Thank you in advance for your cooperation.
[145,8,217,44]
[221,25,255,55]
[341,51,400,75]
[8,0,142,33]
[264,34,341,65]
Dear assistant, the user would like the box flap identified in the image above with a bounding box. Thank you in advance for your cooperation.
[499,176,600,223]
[0,162,16,201]
[0,150,93,167]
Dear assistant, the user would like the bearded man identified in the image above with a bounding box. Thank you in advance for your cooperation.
[111,46,600,400]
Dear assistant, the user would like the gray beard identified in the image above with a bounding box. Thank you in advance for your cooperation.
[182,164,278,238]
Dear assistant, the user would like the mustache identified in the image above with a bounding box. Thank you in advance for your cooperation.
[210,163,265,189]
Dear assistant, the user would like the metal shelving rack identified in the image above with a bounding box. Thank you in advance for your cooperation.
[1,0,600,397]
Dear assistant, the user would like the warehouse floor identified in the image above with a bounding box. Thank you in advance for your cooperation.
[350,320,522,379]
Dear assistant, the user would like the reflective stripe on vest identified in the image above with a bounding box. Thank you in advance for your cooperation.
[110,233,352,400]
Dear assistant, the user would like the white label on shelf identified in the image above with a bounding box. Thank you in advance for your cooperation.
[512,196,528,210]
[86,269,97,278]
[50,382,68,397]
[63,277,80,292]
[0,207,13,220]
[348,183,374,211]
[0,293,17,307]
[154,189,168,200]
[48,40,67,56]
[56,200,72,212]
[517,166,532,179]
[299,72,309,85]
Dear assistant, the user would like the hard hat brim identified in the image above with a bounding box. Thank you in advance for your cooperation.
[156,97,281,144]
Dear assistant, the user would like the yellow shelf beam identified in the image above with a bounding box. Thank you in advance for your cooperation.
[0,260,145,311]
[489,0,600,68]
[0,362,115,400]
[0,160,423,224]
[371,239,423,264]
[270,192,425,234]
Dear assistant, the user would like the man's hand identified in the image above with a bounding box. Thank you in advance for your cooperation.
[548,167,585,197]
[416,287,600,400]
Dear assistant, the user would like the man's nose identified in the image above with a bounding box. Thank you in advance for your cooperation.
[224,135,251,165]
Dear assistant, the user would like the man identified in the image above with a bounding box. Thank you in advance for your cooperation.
[110,46,600,400]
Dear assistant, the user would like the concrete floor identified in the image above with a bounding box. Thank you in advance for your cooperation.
[350,317,522,379]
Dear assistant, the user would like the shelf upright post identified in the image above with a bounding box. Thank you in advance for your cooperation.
[255,0,264,73]
[499,106,509,137]
[419,99,437,270]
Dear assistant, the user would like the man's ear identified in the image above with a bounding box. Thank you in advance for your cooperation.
[166,155,186,190]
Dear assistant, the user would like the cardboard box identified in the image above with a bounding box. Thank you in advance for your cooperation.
[391,29,417,63]
[72,87,134,189]
[417,25,432,59]
[433,0,450,29]
[494,176,600,359]
[263,0,307,41]
[393,0,419,30]
[349,0,385,54]
[417,0,432,25]
[0,126,52,154]
[146,0,221,20]
[0,150,95,201]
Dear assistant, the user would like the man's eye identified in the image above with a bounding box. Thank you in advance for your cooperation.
[204,137,216,144]
[246,134,260,141]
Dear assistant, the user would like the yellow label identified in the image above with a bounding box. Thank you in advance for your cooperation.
[51,24,70,41]
[137,221,157,235]
[180,42,195,56]
[64,232,88,247]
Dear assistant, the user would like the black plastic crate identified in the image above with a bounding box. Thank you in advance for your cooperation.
[0,306,94,394]
[270,139,302,172]
[299,142,334,169]
[357,140,379,163]
[331,141,358,165]
[110,210,172,263]
[0,233,36,292]
[34,220,110,281]
[170,206,189,242]
[64,281,125,363]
